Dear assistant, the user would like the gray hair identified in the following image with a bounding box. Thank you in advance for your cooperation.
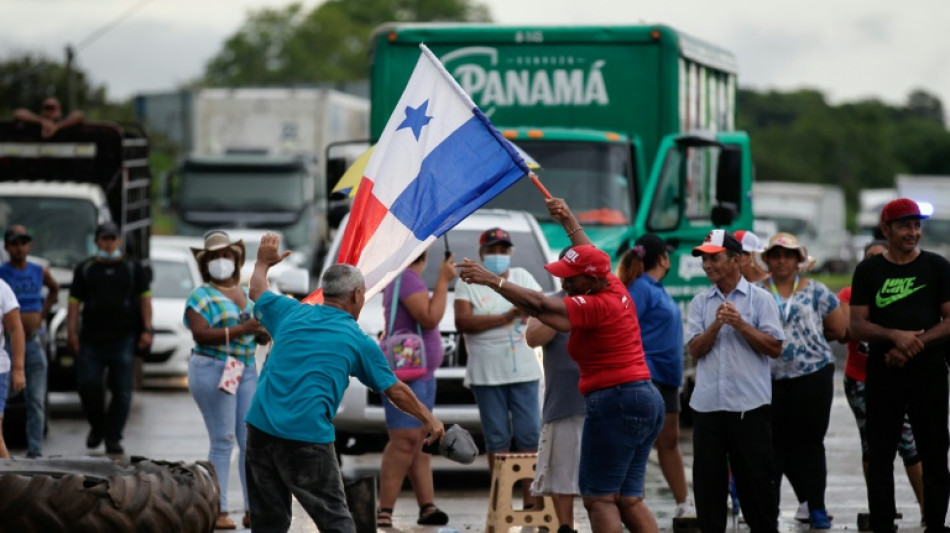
[321,264,364,299]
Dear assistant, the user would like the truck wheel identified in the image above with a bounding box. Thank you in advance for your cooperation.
[0,456,219,533]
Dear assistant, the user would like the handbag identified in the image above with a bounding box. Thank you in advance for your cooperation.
[379,274,427,382]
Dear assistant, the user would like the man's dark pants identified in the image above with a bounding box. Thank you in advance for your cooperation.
[76,336,135,443]
[245,423,354,533]
[866,353,949,533]
[693,405,779,533]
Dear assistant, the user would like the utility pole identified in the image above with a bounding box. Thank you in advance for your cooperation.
[66,45,77,112]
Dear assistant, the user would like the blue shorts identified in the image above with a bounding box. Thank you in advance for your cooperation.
[472,381,541,453]
[0,371,8,413]
[579,381,664,497]
[383,376,436,430]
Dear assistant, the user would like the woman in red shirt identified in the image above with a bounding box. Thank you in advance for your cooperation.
[457,197,664,533]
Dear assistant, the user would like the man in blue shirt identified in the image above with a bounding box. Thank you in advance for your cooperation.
[0,225,58,458]
[686,229,785,533]
[246,233,445,533]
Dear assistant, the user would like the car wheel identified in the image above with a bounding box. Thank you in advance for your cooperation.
[0,456,219,532]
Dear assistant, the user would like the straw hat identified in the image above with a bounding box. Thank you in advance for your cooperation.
[191,230,246,267]
[762,232,807,262]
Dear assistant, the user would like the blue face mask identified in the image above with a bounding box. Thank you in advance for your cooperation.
[96,248,122,260]
[483,254,511,275]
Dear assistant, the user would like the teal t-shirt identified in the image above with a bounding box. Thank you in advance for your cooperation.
[245,291,398,444]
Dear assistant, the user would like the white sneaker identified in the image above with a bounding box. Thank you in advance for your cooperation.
[675,501,697,519]
[795,501,810,523]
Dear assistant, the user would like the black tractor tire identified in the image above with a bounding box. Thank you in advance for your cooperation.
[0,456,219,533]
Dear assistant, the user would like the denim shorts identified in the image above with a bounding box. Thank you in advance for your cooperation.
[472,380,540,452]
[0,371,8,412]
[579,380,664,497]
[383,376,436,430]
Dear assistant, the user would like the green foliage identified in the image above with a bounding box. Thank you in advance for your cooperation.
[738,88,950,231]
[202,0,492,86]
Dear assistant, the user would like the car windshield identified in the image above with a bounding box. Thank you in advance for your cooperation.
[0,197,98,268]
[418,229,556,292]
[483,141,632,226]
[179,168,307,211]
[151,258,197,299]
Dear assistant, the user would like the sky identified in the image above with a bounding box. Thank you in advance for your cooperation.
[1,0,949,112]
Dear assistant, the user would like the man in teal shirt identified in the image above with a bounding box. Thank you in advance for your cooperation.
[246,233,444,533]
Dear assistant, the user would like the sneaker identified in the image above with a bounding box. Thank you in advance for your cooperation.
[86,429,103,449]
[105,439,124,454]
[810,509,832,530]
[796,501,810,523]
[557,525,578,533]
[675,501,697,518]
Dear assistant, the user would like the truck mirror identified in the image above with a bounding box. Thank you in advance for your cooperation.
[326,157,348,199]
[712,145,742,226]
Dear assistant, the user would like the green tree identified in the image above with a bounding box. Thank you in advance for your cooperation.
[202,0,491,86]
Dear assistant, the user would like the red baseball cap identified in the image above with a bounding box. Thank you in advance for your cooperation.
[544,244,611,279]
[881,198,929,224]
[692,229,743,257]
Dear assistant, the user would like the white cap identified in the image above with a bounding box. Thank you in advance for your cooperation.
[734,230,764,253]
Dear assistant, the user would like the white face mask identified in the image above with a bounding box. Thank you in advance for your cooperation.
[208,258,236,280]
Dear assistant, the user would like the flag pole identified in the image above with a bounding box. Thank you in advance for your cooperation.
[530,172,553,199]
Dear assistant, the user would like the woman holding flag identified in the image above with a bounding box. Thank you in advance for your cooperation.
[456,197,664,533]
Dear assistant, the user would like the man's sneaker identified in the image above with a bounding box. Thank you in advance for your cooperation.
[795,501,810,523]
[675,501,697,518]
[86,429,103,449]
[105,439,124,455]
[810,509,832,530]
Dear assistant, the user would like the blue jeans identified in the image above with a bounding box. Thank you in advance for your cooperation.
[188,354,258,512]
[579,380,664,497]
[23,336,47,457]
[472,380,541,453]
[245,424,354,533]
[76,336,135,443]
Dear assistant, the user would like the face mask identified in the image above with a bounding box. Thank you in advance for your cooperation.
[96,249,122,260]
[483,254,511,275]
[208,258,236,280]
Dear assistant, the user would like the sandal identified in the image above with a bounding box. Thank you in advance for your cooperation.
[417,503,449,526]
[377,507,394,528]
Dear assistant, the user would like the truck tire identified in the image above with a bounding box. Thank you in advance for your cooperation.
[0,456,218,533]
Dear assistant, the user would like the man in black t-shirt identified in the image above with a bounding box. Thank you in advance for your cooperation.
[851,198,950,533]
[67,222,152,455]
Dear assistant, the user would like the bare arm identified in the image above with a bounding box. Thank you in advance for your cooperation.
[186,308,262,345]
[250,233,292,302]
[383,381,445,444]
[850,304,925,356]
[12,108,43,123]
[403,256,456,330]
[453,299,522,334]
[525,317,558,348]
[838,300,853,342]
[455,259,571,332]
[41,266,59,319]
[696,301,782,359]
[4,309,26,393]
[546,197,593,247]
[67,299,80,354]
[916,300,950,349]
[687,321,724,360]
[137,294,153,350]
[822,305,848,342]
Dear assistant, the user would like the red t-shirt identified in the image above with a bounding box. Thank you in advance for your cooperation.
[838,286,866,382]
[564,273,652,394]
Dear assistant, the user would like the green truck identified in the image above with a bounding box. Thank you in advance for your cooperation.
[369,23,754,312]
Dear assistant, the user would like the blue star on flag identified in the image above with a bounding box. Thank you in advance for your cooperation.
[397,100,433,140]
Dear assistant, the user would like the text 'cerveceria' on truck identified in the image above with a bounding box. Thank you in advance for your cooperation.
[138,88,370,278]
[351,23,754,315]
[0,119,152,392]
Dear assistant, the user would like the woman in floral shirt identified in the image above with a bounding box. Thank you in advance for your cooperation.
[758,232,847,530]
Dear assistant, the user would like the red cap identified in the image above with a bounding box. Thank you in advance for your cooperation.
[881,198,929,224]
[544,244,611,279]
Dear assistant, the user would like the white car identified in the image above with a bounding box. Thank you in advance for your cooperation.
[321,209,557,454]
[144,237,204,378]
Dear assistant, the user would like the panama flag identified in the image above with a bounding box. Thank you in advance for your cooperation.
[328,44,531,299]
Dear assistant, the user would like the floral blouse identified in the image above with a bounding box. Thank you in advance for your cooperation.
[757,279,839,380]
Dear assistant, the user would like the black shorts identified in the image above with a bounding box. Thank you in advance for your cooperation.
[654,382,681,414]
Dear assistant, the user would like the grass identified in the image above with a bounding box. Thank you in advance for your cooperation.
[812,272,853,292]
